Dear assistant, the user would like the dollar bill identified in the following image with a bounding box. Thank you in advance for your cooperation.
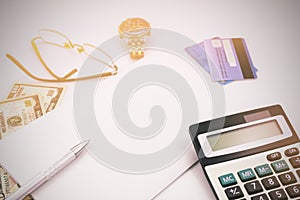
[0,95,43,139]
[0,83,65,200]
[0,94,43,200]
[7,83,65,113]
[0,166,19,198]
[0,165,33,200]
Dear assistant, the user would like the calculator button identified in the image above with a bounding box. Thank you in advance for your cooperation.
[244,180,263,195]
[225,186,244,199]
[286,184,300,198]
[261,176,280,190]
[219,173,237,187]
[284,147,299,157]
[296,169,300,177]
[251,193,270,200]
[289,156,300,168]
[238,168,256,182]
[267,152,282,162]
[255,164,273,177]
[268,189,288,200]
[271,160,289,173]
[278,172,296,186]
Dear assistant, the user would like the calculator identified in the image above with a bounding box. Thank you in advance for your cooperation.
[189,105,300,200]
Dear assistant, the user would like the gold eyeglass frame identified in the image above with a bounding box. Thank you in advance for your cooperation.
[6,29,118,82]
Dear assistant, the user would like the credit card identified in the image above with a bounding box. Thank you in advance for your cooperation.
[203,37,257,81]
[185,42,232,85]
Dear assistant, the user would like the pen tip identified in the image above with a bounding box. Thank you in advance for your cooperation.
[72,140,90,156]
[82,140,90,146]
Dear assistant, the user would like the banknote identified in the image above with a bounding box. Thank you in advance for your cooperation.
[0,166,19,198]
[0,165,33,200]
[0,83,65,199]
[0,95,43,139]
[7,83,65,113]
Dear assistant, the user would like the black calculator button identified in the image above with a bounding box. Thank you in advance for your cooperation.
[251,193,270,200]
[296,169,300,177]
[268,189,288,200]
[284,147,299,157]
[271,160,289,173]
[286,184,300,198]
[267,152,282,162]
[289,156,300,168]
[278,172,296,186]
[225,186,244,199]
[261,176,280,190]
[244,180,263,195]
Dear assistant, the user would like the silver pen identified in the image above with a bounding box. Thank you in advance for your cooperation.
[6,140,89,200]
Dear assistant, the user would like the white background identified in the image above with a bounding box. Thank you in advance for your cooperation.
[1,0,300,199]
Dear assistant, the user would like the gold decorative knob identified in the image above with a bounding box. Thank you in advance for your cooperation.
[118,18,151,59]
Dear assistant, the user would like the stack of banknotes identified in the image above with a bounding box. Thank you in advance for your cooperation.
[0,83,65,199]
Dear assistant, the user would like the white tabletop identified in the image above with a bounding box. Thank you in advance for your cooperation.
[1,0,300,199]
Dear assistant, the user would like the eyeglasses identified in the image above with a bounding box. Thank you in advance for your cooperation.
[6,29,118,82]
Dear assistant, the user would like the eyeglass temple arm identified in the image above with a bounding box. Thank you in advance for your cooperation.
[6,53,57,82]
[6,53,77,81]
[31,37,77,80]
[6,53,117,82]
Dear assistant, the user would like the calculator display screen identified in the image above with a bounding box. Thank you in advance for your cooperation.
[207,120,283,151]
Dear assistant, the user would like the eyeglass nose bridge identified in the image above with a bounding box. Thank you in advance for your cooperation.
[68,43,85,54]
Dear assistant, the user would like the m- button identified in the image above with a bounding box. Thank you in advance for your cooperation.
[219,173,237,187]
[255,164,273,177]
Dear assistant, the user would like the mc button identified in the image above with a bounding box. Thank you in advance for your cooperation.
[219,173,237,187]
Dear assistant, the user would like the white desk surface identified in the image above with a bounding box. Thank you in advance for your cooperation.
[1,0,300,199]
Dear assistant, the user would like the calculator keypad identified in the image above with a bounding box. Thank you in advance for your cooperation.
[271,160,289,173]
[267,152,282,162]
[285,184,300,198]
[278,172,296,186]
[268,189,288,200]
[244,180,263,195]
[225,185,244,199]
[289,156,300,169]
[284,148,299,157]
[238,168,256,182]
[255,164,273,177]
[211,144,300,200]
[251,193,269,200]
[261,176,280,190]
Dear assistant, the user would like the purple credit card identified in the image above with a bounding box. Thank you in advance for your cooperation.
[204,37,257,81]
[185,37,257,84]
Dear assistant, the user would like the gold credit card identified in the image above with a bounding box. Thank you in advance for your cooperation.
[7,83,65,113]
[0,95,43,139]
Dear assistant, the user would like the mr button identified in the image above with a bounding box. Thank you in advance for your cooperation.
[238,168,256,182]
[219,173,237,187]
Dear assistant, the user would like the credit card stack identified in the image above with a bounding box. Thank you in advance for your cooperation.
[185,37,257,85]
